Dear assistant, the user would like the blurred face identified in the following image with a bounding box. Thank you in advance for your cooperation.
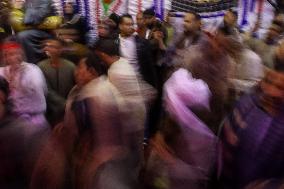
[119,17,135,37]
[165,11,173,24]
[11,0,25,9]
[43,40,62,58]
[224,11,237,27]
[143,15,156,28]
[266,25,281,42]
[75,58,97,87]
[2,48,23,66]
[275,13,284,23]
[136,12,144,28]
[98,23,110,38]
[64,3,74,14]
[183,13,200,34]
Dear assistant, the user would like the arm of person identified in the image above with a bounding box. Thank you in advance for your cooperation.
[153,31,167,50]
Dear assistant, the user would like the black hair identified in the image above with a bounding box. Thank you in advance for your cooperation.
[272,19,284,33]
[84,52,107,76]
[94,38,120,56]
[143,8,156,17]
[153,20,163,30]
[218,25,233,36]
[63,2,79,14]
[109,13,120,28]
[0,75,9,98]
[186,11,201,21]
[119,14,133,24]
[227,9,238,18]
[2,35,20,43]
[0,75,12,113]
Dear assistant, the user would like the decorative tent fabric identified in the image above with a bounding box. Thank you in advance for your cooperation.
[170,0,275,35]
[171,0,237,13]
[238,0,274,38]
[170,0,237,33]
[51,0,276,41]
[52,0,171,43]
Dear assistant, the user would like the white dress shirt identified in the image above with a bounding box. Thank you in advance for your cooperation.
[119,35,140,72]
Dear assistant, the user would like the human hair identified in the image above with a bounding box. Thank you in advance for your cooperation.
[0,75,12,113]
[218,25,233,36]
[227,9,238,19]
[93,38,120,56]
[274,56,284,72]
[186,11,201,21]
[143,8,156,17]
[83,52,107,76]
[272,19,284,33]
[119,14,133,24]
[0,75,9,98]
[109,13,120,28]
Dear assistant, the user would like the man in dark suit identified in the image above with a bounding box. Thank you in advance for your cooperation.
[118,14,161,140]
[118,14,158,88]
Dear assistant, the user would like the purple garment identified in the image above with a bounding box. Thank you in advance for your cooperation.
[0,62,48,128]
[164,68,217,184]
[219,93,284,189]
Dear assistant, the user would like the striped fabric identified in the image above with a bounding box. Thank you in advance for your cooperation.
[171,0,237,13]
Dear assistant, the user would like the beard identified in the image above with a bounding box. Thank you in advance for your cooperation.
[146,23,154,30]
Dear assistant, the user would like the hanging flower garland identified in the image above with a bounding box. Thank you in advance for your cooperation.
[98,0,122,17]
[138,0,142,12]
[239,0,265,29]
[80,0,87,16]
[250,0,256,12]
[153,0,165,20]
[52,0,64,15]
[127,0,143,20]
[241,0,249,26]
[102,0,113,15]
[257,0,264,18]
[88,0,98,40]
[82,0,123,43]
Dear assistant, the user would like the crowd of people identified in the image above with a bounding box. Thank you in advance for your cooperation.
[1,0,284,189]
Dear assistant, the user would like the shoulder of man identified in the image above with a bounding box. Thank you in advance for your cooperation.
[37,59,49,68]
[61,59,76,68]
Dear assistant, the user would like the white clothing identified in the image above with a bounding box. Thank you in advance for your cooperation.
[0,62,47,125]
[119,35,140,72]
[108,58,146,133]
[230,49,264,93]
